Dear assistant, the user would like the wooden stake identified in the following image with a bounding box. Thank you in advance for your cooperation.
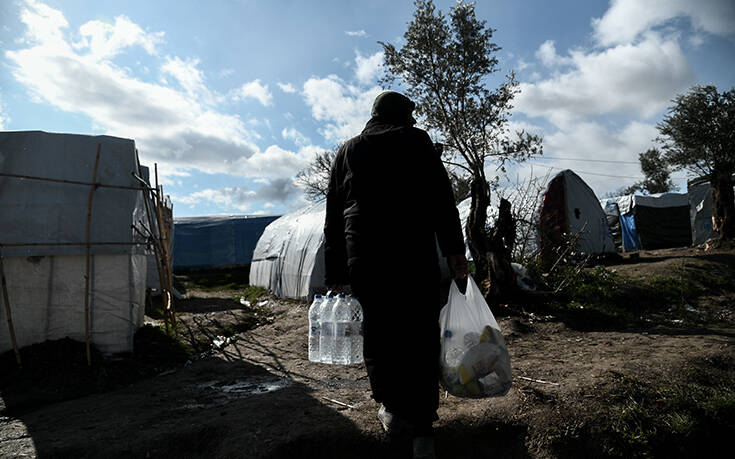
[84,144,101,366]
[0,247,22,367]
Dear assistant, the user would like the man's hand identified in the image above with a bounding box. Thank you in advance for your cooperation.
[447,254,468,280]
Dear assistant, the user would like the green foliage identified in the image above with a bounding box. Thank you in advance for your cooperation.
[625,148,677,195]
[237,285,269,303]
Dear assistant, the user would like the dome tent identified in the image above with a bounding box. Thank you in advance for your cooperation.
[249,201,327,300]
[249,200,457,300]
[538,169,616,257]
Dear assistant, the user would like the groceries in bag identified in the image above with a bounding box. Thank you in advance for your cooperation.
[439,277,512,398]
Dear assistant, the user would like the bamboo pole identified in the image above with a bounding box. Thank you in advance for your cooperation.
[134,152,170,333]
[0,241,144,248]
[0,247,22,367]
[0,171,146,191]
[83,144,102,366]
[153,164,176,330]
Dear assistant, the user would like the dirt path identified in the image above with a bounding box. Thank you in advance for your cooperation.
[1,248,734,458]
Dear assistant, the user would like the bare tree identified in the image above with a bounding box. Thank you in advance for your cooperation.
[295,148,338,202]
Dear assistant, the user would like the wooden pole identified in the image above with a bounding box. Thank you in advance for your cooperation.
[0,247,22,367]
[84,144,102,366]
[135,152,170,333]
[0,171,145,191]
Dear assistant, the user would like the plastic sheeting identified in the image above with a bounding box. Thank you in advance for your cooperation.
[0,131,147,257]
[539,170,615,255]
[601,192,691,251]
[689,181,717,246]
[249,202,326,299]
[0,254,146,355]
[173,215,279,269]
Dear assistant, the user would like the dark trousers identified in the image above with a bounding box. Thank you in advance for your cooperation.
[351,262,442,436]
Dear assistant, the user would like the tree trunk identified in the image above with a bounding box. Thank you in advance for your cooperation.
[711,169,735,240]
[487,198,517,300]
[466,175,490,286]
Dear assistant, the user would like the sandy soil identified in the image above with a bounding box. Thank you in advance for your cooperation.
[1,247,733,458]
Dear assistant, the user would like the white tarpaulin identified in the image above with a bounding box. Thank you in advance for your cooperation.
[249,201,327,300]
[0,131,148,354]
[0,254,146,355]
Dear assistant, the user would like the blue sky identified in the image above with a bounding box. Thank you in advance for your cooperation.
[1,0,733,217]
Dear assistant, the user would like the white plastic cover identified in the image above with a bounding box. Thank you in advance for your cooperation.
[633,192,689,209]
[558,170,616,254]
[249,201,326,299]
[0,131,147,257]
[688,181,717,246]
[0,254,146,355]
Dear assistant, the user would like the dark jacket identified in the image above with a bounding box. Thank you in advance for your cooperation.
[323,118,464,286]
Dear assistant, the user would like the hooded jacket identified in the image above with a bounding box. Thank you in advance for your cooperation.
[324,94,464,286]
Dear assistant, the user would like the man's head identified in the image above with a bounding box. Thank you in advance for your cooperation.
[370,91,416,126]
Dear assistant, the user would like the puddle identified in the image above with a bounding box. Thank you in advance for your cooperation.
[199,377,291,395]
[181,376,291,411]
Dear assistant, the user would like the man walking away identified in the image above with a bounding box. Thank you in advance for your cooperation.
[324,91,468,459]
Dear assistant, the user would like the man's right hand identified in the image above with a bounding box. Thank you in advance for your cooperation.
[448,254,468,280]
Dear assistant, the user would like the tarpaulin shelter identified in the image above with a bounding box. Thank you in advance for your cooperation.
[249,202,326,299]
[0,131,150,355]
[601,193,691,252]
[538,170,616,256]
[249,200,461,300]
[173,215,279,270]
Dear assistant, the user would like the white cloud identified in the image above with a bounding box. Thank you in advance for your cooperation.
[354,50,383,86]
[174,178,302,212]
[511,120,661,195]
[302,74,382,143]
[5,0,265,178]
[345,30,367,37]
[232,144,312,178]
[232,79,272,106]
[516,33,694,127]
[277,82,296,93]
[592,0,735,46]
[161,56,215,104]
[535,40,573,68]
[281,127,310,146]
[74,15,163,59]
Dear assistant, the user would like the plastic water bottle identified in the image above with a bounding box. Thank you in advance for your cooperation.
[332,294,351,365]
[347,296,364,364]
[318,294,337,363]
[308,294,323,362]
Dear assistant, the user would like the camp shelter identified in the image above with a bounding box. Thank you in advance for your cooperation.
[137,165,174,293]
[602,192,691,252]
[249,200,460,300]
[538,169,616,256]
[249,202,326,300]
[687,175,735,246]
[173,215,279,270]
[0,131,149,355]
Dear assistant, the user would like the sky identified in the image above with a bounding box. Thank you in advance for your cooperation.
[1,0,734,217]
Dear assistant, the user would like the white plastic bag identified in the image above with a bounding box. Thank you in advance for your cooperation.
[439,277,512,398]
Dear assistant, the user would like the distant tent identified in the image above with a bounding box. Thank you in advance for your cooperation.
[249,202,326,299]
[600,193,691,251]
[173,215,280,270]
[538,169,615,256]
[249,200,459,300]
[0,131,148,355]
[687,175,735,246]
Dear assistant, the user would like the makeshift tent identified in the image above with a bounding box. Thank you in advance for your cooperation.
[249,202,326,299]
[601,193,691,251]
[0,131,149,355]
[538,170,615,256]
[688,180,716,246]
[173,215,279,270]
[249,201,456,300]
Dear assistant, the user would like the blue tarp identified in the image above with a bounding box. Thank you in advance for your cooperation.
[620,213,640,252]
[173,215,280,270]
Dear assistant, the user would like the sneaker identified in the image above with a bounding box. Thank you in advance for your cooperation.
[377,405,408,436]
[412,436,436,459]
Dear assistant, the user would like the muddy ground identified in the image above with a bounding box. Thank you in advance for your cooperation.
[1,247,734,458]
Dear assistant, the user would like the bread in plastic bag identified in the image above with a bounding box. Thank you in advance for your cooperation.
[439,276,512,398]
